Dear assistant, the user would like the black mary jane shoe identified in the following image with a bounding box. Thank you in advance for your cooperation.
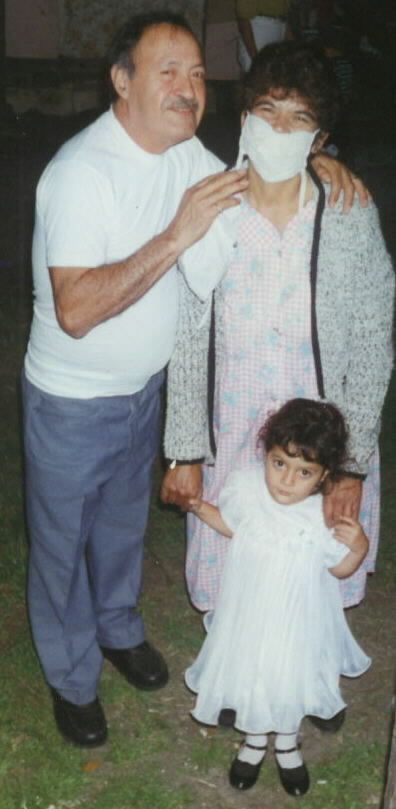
[52,691,108,748]
[275,746,310,797]
[229,742,267,790]
[101,640,169,691]
[218,708,236,728]
[307,708,346,733]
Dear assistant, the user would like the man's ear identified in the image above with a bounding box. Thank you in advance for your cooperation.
[311,131,329,154]
[110,64,130,99]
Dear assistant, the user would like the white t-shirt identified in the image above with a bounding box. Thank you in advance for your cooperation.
[24,108,224,398]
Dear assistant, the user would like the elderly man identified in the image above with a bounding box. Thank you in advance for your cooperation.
[22,11,364,748]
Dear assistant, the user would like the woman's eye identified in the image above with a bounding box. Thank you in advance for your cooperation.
[255,104,273,113]
[301,469,311,477]
[295,114,314,126]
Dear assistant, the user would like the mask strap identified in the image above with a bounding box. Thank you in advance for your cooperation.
[236,112,250,169]
[298,170,307,213]
[236,150,248,169]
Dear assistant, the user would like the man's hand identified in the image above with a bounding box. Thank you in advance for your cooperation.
[160,463,202,511]
[166,169,248,255]
[310,153,369,213]
[323,476,363,528]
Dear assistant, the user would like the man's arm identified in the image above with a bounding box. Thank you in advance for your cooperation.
[50,168,248,338]
[310,153,369,212]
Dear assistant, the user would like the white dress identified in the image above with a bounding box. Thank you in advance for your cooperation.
[185,466,371,734]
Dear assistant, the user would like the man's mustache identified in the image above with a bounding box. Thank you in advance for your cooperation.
[167,97,199,112]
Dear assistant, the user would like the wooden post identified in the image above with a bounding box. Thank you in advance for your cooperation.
[384,712,396,809]
[0,0,5,111]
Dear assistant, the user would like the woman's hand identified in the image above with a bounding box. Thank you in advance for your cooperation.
[323,477,363,528]
[310,153,369,213]
[160,463,202,511]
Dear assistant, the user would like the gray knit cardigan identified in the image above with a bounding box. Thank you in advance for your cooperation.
[164,180,394,476]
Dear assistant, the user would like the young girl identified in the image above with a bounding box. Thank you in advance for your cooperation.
[185,398,371,797]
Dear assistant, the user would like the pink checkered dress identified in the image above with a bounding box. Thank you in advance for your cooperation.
[186,199,379,611]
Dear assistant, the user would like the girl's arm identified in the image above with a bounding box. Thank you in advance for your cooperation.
[188,498,233,538]
[329,516,369,579]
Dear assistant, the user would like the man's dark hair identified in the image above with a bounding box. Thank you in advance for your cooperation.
[107,11,198,100]
[241,41,341,132]
[258,398,349,481]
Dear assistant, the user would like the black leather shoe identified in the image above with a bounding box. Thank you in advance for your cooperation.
[101,641,169,690]
[229,743,267,790]
[307,708,346,733]
[275,746,310,797]
[52,691,107,748]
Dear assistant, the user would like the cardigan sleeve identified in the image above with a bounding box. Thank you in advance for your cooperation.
[344,203,394,472]
[163,271,213,462]
[319,200,394,474]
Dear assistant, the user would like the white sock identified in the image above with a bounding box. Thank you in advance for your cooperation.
[238,733,268,766]
[275,733,303,769]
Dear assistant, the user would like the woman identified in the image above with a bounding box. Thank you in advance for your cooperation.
[162,42,394,617]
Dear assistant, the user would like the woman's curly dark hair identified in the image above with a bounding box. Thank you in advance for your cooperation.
[258,398,349,481]
[240,41,341,132]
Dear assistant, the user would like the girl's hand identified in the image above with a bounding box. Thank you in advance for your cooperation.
[330,516,368,578]
[188,497,204,515]
[334,516,369,557]
[186,499,233,537]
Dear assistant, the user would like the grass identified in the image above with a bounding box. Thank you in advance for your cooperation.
[293,743,386,808]
[0,153,395,809]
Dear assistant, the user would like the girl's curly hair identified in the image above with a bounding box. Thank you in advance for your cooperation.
[258,398,349,481]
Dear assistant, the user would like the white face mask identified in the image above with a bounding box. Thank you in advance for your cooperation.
[237,112,319,183]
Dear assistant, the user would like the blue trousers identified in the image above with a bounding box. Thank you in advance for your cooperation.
[22,370,163,704]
